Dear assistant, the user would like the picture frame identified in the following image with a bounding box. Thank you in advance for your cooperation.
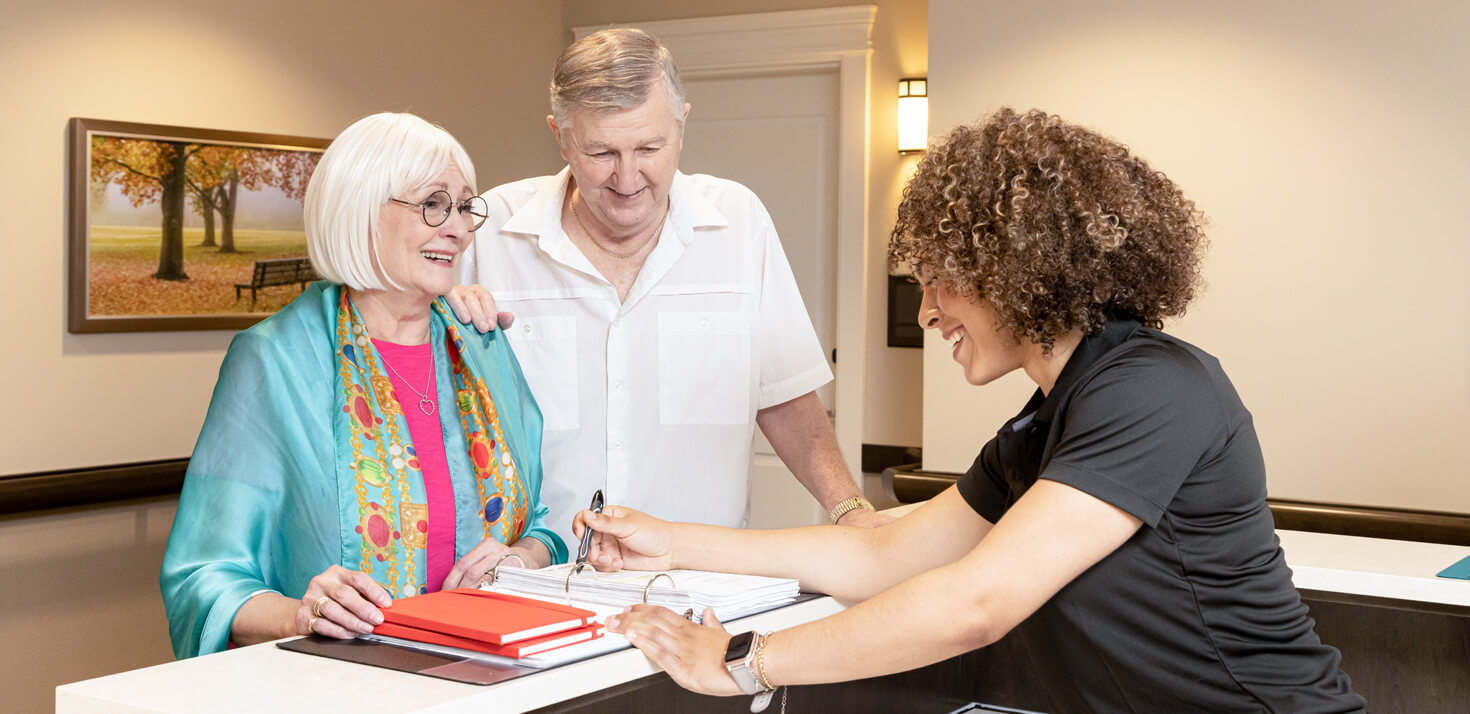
[67,118,330,333]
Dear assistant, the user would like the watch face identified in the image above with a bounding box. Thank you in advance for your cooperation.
[725,631,755,662]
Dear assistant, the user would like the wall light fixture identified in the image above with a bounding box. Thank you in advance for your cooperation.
[898,78,928,153]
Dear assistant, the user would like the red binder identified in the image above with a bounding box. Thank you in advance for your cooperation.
[378,588,596,645]
[373,620,603,658]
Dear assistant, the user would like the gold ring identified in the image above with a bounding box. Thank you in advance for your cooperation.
[312,595,331,618]
[305,616,320,635]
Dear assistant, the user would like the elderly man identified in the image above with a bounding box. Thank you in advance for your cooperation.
[450,28,887,546]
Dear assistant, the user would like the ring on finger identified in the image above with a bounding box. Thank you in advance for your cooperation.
[305,616,320,636]
[312,595,331,618]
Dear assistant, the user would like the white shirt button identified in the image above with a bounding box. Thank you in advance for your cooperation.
[613,379,623,389]
[522,323,532,333]
[613,440,623,449]
[612,319,622,328]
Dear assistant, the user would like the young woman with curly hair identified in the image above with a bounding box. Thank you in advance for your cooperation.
[571,108,1366,713]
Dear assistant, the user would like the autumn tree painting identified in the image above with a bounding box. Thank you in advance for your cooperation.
[72,120,327,330]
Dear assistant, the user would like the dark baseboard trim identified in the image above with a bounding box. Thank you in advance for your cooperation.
[0,459,188,515]
[882,464,1470,547]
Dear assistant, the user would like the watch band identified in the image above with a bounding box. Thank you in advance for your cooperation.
[828,495,875,524]
[726,632,767,695]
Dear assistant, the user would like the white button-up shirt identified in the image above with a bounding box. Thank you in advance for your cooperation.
[459,168,832,547]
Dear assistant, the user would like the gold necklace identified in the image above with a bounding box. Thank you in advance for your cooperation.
[377,349,436,416]
[569,195,667,260]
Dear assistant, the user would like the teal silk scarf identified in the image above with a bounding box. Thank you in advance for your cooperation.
[161,283,567,659]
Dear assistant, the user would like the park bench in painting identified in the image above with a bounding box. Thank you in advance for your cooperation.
[234,257,318,308]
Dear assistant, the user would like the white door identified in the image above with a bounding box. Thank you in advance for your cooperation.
[680,70,840,529]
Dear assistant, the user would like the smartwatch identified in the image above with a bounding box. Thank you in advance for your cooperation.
[723,630,767,695]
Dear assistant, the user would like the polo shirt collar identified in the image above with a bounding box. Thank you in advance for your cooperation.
[1031,318,1144,425]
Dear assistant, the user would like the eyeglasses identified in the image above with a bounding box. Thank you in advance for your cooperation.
[389,190,489,231]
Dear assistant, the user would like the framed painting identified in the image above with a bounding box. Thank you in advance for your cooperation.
[67,118,330,333]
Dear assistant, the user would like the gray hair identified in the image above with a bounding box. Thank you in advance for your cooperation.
[550,28,687,128]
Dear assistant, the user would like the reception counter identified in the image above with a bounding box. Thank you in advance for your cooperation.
[58,510,1470,713]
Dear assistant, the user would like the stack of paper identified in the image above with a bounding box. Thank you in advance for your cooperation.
[492,565,800,624]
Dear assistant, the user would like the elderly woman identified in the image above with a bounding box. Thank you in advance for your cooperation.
[576,109,1367,712]
[161,113,567,660]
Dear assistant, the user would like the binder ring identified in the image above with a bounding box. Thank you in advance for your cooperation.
[565,562,589,598]
[641,572,675,604]
[481,552,527,589]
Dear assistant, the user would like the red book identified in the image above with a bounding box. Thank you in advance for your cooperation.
[373,620,603,658]
[379,588,595,645]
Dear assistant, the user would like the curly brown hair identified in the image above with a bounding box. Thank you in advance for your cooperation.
[889,108,1207,351]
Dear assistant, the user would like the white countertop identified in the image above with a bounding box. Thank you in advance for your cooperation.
[57,515,1469,713]
[1276,529,1469,607]
[56,595,849,714]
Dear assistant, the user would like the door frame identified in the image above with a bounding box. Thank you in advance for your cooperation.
[574,6,876,481]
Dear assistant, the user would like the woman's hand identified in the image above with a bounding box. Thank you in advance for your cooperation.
[443,536,550,590]
[607,606,745,697]
[298,565,393,639]
[573,505,675,572]
[445,284,515,333]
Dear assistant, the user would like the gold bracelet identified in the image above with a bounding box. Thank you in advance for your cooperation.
[754,630,776,691]
[828,495,875,524]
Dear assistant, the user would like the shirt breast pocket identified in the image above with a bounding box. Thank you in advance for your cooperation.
[657,311,751,425]
[505,314,579,431]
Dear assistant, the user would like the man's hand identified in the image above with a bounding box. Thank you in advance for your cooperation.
[445,284,515,333]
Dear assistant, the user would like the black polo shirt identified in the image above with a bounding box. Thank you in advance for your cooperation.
[958,319,1365,713]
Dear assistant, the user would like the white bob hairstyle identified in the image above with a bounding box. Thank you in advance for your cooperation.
[305,112,476,291]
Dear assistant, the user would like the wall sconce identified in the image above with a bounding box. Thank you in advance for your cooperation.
[897,77,928,153]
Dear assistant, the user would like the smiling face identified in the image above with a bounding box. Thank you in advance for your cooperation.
[374,162,474,302]
[916,271,1029,386]
[550,87,688,239]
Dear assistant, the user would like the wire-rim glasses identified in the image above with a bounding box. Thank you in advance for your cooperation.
[389,190,489,231]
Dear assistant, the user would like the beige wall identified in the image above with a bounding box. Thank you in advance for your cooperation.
[564,0,929,450]
[924,0,1470,512]
[0,2,564,710]
[1,0,565,477]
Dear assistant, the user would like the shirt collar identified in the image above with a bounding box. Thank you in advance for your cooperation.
[667,171,729,244]
[1031,317,1144,425]
[499,166,573,239]
[498,168,729,246]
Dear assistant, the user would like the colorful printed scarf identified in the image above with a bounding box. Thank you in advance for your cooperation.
[335,292,529,598]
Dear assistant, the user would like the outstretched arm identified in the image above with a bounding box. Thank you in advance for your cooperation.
[578,486,987,603]
[595,481,1141,696]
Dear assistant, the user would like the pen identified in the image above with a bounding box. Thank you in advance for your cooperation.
[575,489,605,567]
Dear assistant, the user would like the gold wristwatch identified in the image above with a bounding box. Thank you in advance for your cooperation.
[828,495,875,524]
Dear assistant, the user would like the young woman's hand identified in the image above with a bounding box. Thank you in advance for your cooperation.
[572,505,675,572]
[607,606,745,697]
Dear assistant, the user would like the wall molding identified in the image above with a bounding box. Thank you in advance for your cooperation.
[0,459,187,515]
[882,464,1470,547]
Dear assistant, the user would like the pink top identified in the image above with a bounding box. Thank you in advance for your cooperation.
[372,338,456,593]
